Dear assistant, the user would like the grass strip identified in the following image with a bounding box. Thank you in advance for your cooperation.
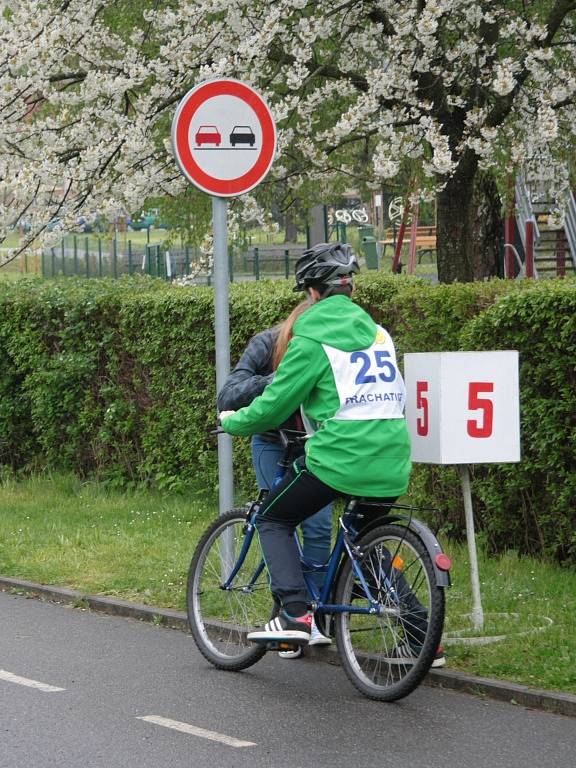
[0,472,573,693]
[0,473,209,610]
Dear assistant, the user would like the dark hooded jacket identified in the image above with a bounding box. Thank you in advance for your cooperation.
[217,328,302,437]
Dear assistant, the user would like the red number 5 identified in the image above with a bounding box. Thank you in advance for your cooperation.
[467,382,494,438]
[416,381,428,436]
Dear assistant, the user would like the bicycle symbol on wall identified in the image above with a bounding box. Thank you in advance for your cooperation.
[327,207,370,225]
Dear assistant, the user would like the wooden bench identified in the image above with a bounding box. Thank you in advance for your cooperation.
[379,226,437,263]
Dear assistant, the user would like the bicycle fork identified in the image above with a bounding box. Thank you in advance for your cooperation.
[221,508,264,592]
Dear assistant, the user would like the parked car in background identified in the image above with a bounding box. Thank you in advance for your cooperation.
[77,216,94,233]
[45,213,106,234]
[130,211,167,231]
[130,214,156,231]
[230,125,256,147]
[195,125,222,146]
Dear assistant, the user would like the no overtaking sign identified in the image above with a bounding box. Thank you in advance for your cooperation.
[171,78,277,197]
[171,78,277,521]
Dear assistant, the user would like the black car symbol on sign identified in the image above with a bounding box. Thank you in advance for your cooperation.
[230,126,256,147]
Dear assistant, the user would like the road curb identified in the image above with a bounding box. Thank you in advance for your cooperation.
[2,575,575,718]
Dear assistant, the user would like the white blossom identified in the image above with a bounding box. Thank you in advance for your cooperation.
[0,0,573,259]
[492,61,517,96]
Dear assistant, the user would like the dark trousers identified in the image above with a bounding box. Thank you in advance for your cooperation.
[257,458,429,646]
[256,456,399,609]
[255,456,340,606]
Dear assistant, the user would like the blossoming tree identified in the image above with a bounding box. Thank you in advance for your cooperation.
[0,0,574,282]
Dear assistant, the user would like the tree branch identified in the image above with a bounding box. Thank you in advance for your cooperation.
[366,5,396,36]
[0,180,73,267]
[48,71,87,84]
[486,0,576,129]
[268,44,370,92]
[544,0,576,44]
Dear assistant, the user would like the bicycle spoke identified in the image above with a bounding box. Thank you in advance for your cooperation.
[335,523,445,701]
[187,511,271,670]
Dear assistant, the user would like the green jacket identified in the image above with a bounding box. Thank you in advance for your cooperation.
[221,295,411,497]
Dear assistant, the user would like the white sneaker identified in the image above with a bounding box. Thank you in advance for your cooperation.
[278,619,330,658]
[308,617,332,646]
[383,643,446,668]
[278,646,303,660]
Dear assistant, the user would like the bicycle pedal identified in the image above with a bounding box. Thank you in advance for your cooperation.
[265,640,302,652]
[278,641,299,651]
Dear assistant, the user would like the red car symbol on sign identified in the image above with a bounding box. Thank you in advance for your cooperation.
[195,125,221,146]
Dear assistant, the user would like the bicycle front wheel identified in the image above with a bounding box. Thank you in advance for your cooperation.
[334,523,445,701]
[187,509,270,671]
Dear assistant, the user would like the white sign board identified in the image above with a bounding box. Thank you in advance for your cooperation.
[404,351,520,464]
[171,78,276,197]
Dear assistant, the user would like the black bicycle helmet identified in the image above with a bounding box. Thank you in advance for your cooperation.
[294,242,359,292]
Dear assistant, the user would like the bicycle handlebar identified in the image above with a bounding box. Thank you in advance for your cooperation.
[276,428,308,449]
[211,425,308,448]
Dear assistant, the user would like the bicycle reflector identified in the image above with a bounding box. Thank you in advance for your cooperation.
[392,555,404,571]
[435,553,452,571]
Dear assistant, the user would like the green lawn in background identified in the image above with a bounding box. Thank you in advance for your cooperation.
[0,232,21,249]
[244,227,307,246]
[0,271,33,282]
[0,473,209,609]
[444,544,575,692]
[2,473,567,692]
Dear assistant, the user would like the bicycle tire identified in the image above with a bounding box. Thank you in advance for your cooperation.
[187,508,270,671]
[334,523,445,701]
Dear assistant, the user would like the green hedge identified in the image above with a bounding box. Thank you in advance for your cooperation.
[461,282,576,562]
[0,274,574,562]
[0,276,301,493]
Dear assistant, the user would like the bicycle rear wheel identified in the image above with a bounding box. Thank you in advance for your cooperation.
[187,509,270,671]
[334,523,445,701]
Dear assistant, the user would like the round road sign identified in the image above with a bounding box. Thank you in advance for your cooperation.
[171,78,277,197]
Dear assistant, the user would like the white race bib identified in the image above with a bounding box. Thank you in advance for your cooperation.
[322,326,406,421]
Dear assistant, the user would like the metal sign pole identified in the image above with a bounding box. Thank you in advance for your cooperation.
[171,78,276,534]
[212,196,234,518]
[458,464,484,631]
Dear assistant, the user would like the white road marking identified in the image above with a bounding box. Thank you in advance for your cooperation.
[137,715,256,748]
[0,669,65,693]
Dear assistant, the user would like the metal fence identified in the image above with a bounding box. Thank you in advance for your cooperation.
[230,245,306,282]
[32,236,306,284]
[40,237,200,280]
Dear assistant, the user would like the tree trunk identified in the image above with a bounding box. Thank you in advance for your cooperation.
[284,212,298,243]
[470,172,502,280]
[436,156,502,283]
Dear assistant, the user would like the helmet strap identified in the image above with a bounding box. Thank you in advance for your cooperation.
[313,281,353,300]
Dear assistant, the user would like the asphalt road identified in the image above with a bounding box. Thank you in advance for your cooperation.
[1,590,574,768]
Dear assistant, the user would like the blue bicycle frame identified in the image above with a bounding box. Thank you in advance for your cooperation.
[219,429,417,617]
[222,500,399,617]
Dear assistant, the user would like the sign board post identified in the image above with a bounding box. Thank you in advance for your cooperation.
[171,79,276,518]
[212,197,233,516]
[404,351,520,631]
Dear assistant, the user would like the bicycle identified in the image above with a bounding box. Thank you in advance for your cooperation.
[187,429,451,701]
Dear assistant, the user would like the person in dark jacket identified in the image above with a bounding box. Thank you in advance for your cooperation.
[217,302,333,653]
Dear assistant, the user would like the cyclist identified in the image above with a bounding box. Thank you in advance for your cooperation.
[220,242,442,664]
[217,301,333,654]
